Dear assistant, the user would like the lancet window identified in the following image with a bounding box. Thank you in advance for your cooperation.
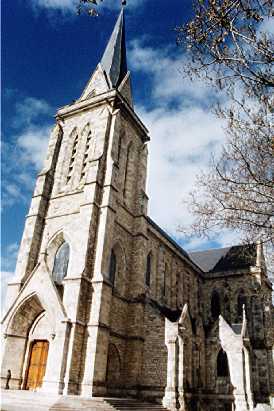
[145,252,152,287]
[81,130,93,181]
[211,290,221,319]
[109,249,117,285]
[67,134,79,184]
[52,242,70,298]
[217,349,229,377]
[117,133,122,164]
[162,263,168,297]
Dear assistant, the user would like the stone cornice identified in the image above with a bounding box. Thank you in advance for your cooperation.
[56,89,149,143]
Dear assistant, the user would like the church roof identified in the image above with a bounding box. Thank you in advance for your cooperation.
[100,9,128,88]
[189,244,256,273]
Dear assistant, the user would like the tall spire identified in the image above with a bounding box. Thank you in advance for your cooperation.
[80,8,133,106]
[100,8,127,88]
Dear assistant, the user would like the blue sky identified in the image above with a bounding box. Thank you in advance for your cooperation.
[2,0,239,302]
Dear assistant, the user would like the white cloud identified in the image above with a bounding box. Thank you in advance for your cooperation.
[1,243,19,310]
[1,271,14,313]
[1,243,19,271]
[129,40,220,106]
[30,0,145,14]
[141,104,225,234]
[130,40,241,250]
[31,0,77,13]
[2,97,52,210]
[14,97,52,128]
[17,126,51,169]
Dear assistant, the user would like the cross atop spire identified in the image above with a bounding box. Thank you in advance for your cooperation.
[100,8,127,88]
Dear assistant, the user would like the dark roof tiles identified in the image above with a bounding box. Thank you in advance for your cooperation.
[189,244,256,273]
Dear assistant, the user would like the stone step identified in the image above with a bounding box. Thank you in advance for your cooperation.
[0,391,168,411]
[105,399,168,411]
[0,391,115,411]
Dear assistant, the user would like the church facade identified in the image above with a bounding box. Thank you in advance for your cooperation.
[1,10,273,411]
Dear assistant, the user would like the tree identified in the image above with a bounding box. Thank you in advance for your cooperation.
[176,0,274,247]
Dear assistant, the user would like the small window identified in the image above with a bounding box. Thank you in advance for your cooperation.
[145,253,152,287]
[211,290,221,319]
[217,349,229,377]
[109,250,116,284]
[52,242,70,285]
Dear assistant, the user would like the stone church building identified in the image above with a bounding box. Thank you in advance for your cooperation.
[1,10,273,411]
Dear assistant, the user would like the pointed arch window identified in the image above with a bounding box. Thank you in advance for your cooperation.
[145,252,152,287]
[123,142,133,201]
[109,249,117,285]
[67,134,79,184]
[217,349,229,377]
[211,290,221,319]
[162,263,168,297]
[52,242,70,285]
[117,133,122,164]
[81,130,94,181]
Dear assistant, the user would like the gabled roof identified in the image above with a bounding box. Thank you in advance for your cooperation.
[100,9,128,88]
[189,244,256,273]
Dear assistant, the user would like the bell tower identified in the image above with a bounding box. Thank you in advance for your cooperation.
[2,9,150,396]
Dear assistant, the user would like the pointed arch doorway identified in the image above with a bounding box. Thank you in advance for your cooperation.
[24,340,49,390]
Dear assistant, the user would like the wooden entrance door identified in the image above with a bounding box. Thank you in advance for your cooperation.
[25,340,49,390]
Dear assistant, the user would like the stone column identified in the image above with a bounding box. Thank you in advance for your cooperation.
[243,346,254,410]
[42,320,72,395]
[163,335,178,410]
[178,335,186,411]
[226,351,248,411]
[219,316,250,411]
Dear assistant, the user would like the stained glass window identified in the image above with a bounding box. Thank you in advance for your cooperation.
[52,242,70,285]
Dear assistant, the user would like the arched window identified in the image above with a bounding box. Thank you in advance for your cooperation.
[163,263,168,297]
[224,293,230,321]
[123,142,134,204]
[109,250,116,284]
[52,242,70,285]
[106,343,121,385]
[145,252,152,287]
[217,349,229,377]
[67,133,79,184]
[237,290,246,321]
[211,290,221,319]
[81,130,93,181]
[117,133,122,164]
[123,144,131,197]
